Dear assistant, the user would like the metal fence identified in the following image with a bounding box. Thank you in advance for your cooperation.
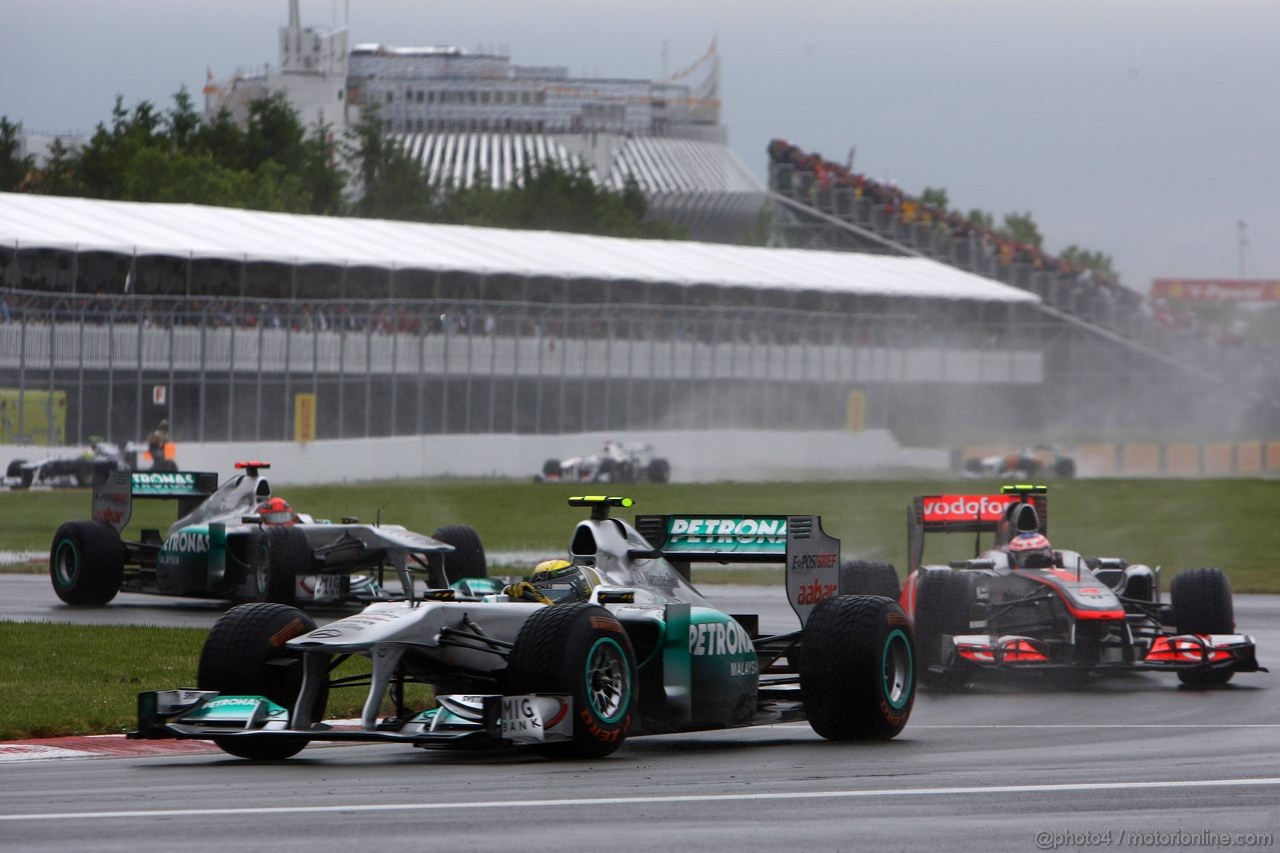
[0,289,1059,446]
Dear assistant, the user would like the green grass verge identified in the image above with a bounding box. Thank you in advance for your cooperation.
[0,622,411,740]
[2,475,1277,740]
[3,477,1277,589]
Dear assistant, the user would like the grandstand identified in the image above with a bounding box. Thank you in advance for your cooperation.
[766,139,1270,438]
[0,192,1059,447]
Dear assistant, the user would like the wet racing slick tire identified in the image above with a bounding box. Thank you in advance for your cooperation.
[50,520,125,605]
[647,458,671,483]
[1171,567,1236,686]
[799,595,915,741]
[431,524,487,584]
[253,526,311,605]
[914,568,971,689]
[504,603,636,758]
[197,603,325,760]
[839,560,901,599]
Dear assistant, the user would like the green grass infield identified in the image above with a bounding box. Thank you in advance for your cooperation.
[3,476,1276,589]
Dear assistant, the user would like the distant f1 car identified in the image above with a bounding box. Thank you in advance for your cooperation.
[962,444,1075,479]
[130,496,914,761]
[539,440,671,484]
[901,485,1263,688]
[49,461,485,607]
[6,440,155,489]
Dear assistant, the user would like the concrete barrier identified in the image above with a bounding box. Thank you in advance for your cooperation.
[2,429,950,486]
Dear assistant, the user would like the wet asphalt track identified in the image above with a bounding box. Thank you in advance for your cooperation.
[2,576,1278,851]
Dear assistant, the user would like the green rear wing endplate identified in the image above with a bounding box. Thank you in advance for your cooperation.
[92,469,220,532]
[634,513,842,625]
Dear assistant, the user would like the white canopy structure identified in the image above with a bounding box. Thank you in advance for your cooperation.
[0,192,1038,304]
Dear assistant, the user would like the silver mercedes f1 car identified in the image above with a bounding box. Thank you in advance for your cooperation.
[50,461,485,607]
[131,496,915,760]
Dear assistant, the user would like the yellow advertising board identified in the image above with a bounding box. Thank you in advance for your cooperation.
[0,389,67,445]
[846,391,866,432]
[294,393,317,444]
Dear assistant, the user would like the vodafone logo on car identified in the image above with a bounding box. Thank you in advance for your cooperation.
[921,494,1019,522]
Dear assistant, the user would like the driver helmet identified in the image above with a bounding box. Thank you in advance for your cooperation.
[530,559,594,603]
[1008,532,1054,569]
[255,496,297,526]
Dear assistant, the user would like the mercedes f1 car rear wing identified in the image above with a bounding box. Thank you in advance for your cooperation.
[91,469,220,532]
[632,508,842,626]
[907,484,1048,573]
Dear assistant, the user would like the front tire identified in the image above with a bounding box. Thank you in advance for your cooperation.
[197,603,324,760]
[913,568,971,688]
[799,595,915,741]
[1171,567,1235,687]
[50,520,124,605]
[431,524,487,584]
[505,603,636,758]
[253,526,311,605]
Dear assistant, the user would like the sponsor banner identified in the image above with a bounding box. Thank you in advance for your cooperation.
[664,516,787,553]
[1151,278,1280,302]
[500,695,571,743]
[1122,444,1160,476]
[131,471,199,496]
[161,527,210,555]
[920,494,1019,523]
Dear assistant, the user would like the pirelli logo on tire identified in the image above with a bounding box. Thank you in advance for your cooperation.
[590,616,623,633]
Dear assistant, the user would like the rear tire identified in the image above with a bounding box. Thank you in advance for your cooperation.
[1171,567,1235,687]
[431,524,487,584]
[253,526,311,605]
[542,459,561,478]
[197,603,323,760]
[50,520,124,605]
[505,603,635,758]
[839,560,901,599]
[799,595,915,741]
[913,568,971,688]
[647,458,671,483]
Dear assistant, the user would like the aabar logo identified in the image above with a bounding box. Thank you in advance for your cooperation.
[794,577,838,606]
[921,495,1019,523]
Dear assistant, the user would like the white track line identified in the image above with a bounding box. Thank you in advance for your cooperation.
[4,777,1280,822]
[912,724,1280,728]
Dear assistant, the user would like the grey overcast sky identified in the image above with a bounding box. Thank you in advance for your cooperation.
[2,0,1277,292]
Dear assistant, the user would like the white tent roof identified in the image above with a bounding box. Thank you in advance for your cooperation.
[0,192,1038,304]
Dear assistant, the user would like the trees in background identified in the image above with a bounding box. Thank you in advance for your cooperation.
[1,91,673,238]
